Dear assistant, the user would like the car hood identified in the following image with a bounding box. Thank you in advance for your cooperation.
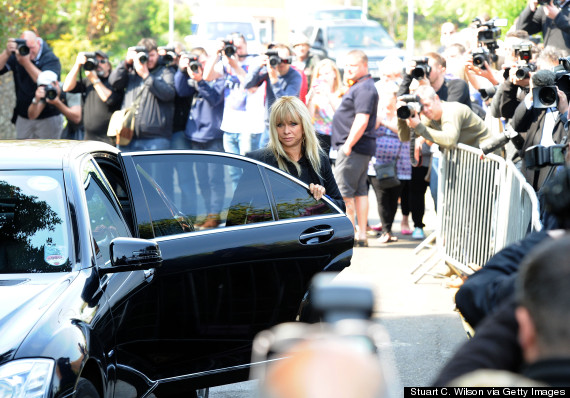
[0,273,74,361]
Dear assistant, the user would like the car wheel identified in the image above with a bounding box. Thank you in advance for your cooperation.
[75,378,100,398]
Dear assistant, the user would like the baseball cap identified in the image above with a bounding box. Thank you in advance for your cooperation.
[37,70,58,86]
[291,33,310,47]
[95,50,108,59]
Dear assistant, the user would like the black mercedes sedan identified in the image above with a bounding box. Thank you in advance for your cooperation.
[0,140,353,398]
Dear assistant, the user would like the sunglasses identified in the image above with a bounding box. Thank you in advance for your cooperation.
[98,59,108,64]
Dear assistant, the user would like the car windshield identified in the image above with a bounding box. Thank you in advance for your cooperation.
[327,26,395,48]
[202,22,256,41]
[0,171,71,273]
[313,9,364,20]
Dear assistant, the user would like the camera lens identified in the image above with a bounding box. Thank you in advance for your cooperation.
[397,105,412,119]
[515,67,530,80]
[190,63,200,73]
[18,45,30,56]
[473,54,485,67]
[45,87,57,100]
[224,45,236,57]
[538,86,557,106]
[411,67,425,79]
[138,53,148,63]
[84,58,98,71]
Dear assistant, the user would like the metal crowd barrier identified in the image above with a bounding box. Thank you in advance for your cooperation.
[412,144,542,282]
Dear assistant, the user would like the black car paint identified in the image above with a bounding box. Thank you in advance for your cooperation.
[0,140,353,397]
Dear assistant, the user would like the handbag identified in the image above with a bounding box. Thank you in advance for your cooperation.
[107,87,145,146]
[374,143,402,189]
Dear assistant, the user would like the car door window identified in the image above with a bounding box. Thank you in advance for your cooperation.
[128,154,273,237]
[265,170,337,220]
[83,160,131,265]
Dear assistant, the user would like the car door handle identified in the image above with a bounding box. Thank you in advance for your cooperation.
[144,268,155,282]
[300,228,334,244]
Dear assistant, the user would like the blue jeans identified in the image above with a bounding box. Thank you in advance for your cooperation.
[190,138,226,215]
[259,125,270,149]
[118,137,171,152]
[430,156,439,212]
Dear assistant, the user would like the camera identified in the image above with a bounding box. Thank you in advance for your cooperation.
[411,57,431,80]
[538,0,561,6]
[515,63,537,80]
[181,52,201,73]
[41,85,58,101]
[472,48,491,70]
[81,52,98,71]
[158,46,177,64]
[513,42,533,63]
[266,49,283,67]
[479,85,498,101]
[480,124,525,155]
[129,46,148,63]
[474,17,506,45]
[12,38,30,56]
[223,39,238,57]
[397,94,423,119]
[525,144,567,169]
[533,84,558,108]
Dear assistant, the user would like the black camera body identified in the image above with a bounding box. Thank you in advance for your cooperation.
[129,46,148,63]
[479,85,498,101]
[533,85,558,108]
[411,57,431,80]
[516,63,537,80]
[514,42,533,63]
[13,38,30,56]
[82,52,98,71]
[158,46,177,64]
[266,49,283,67]
[181,52,201,73]
[397,94,423,119]
[480,124,525,155]
[472,47,491,70]
[42,85,58,101]
[538,0,561,6]
[223,40,238,57]
[525,144,567,169]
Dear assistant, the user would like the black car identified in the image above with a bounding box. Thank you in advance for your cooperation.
[0,140,353,397]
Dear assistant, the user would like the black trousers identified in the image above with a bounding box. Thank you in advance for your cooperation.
[369,176,403,234]
[400,166,429,229]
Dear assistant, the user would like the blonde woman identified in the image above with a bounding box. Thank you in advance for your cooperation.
[247,96,344,211]
[306,59,343,160]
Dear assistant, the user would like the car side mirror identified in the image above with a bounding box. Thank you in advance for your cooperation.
[100,237,162,274]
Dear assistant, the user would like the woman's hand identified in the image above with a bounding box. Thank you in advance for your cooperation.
[309,183,326,200]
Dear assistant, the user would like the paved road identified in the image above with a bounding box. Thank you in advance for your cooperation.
[209,192,468,396]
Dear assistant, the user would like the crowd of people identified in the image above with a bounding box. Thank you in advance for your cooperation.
[3,0,570,390]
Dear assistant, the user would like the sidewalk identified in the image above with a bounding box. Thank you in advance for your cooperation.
[336,188,468,387]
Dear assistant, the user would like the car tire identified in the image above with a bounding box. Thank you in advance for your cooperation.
[75,378,100,398]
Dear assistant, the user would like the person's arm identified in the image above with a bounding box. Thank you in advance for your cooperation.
[108,60,129,91]
[517,2,543,36]
[28,85,47,120]
[511,96,535,133]
[196,77,225,107]
[145,66,175,102]
[0,40,16,72]
[413,112,461,149]
[270,68,302,99]
[431,299,523,386]
[396,71,413,97]
[244,58,268,89]
[397,118,411,142]
[174,69,195,97]
[320,156,345,212]
[553,5,570,33]
[63,53,85,92]
[341,113,370,156]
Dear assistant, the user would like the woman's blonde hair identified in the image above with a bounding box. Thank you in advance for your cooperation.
[268,96,323,178]
[309,58,342,95]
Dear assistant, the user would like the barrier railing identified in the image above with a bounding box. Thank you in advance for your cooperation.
[412,144,542,282]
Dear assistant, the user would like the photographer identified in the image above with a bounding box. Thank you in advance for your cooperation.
[510,64,569,191]
[0,30,62,139]
[397,85,492,150]
[109,38,175,151]
[244,43,302,148]
[63,50,122,143]
[517,0,570,51]
[27,70,81,139]
[397,52,472,109]
[173,47,226,229]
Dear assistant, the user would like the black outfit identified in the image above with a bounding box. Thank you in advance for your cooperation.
[433,298,523,386]
[1,39,61,120]
[69,75,123,142]
[369,176,402,234]
[109,61,175,139]
[511,100,568,191]
[246,147,345,212]
[454,229,551,329]
[517,2,570,51]
[400,165,430,229]
[397,74,472,109]
[331,75,378,156]
[523,358,570,387]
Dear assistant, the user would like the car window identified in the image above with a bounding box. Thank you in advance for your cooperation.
[265,170,337,220]
[327,25,395,48]
[83,160,131,266]
[202,21,256,41]
[128,154,273,237]
[0,171,71,273]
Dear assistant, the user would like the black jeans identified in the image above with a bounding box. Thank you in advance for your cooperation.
[369,176,403,234]
[400,166,429,229]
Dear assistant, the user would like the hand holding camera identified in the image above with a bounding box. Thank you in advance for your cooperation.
[35,82,59,104]
[180,52,202,81]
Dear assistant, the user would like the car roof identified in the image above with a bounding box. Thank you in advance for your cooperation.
[308,19,381,28]
[0,140,119,170]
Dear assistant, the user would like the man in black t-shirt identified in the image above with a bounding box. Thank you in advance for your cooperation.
[331,50,379,246]
[64,50,123,143]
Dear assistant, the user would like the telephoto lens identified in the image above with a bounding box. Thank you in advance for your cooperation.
[45,86,58,100]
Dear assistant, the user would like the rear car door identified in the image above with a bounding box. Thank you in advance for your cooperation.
[113,151,353,389]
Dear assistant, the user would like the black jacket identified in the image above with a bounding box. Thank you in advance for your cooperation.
[246,148,345,212]
[517,3,570,51]
[511,100,568,191]
[1,40,61,119]
[109,61,175,139]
